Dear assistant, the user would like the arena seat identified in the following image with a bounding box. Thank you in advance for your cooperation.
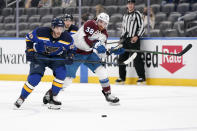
[0,30,5,37]
[52,7,63,16]
[41,15,54,23]
[38,8,51,16]
[19,23,29,31]
[1,8,13,16]
[28,15,41,23]
[161,3,175,14]
[5,30,16,37]
[13,8,25,16]
[4,16,15,23]
[0,16,4,23]
[19,15,28,22]
[25,8,37,16]
[151,4,161,14]
[105,6,118,16]
[19,30,30,37]
[150,29,161,37]
[177,3,190,14]
[29,22,42,30]
[192,3,197,11]
[159,21,172,30]
[168,12,181,22]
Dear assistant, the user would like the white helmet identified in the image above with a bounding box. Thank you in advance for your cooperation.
[97,12,110,26]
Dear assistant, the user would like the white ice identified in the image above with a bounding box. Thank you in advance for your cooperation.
[1,81,197,131]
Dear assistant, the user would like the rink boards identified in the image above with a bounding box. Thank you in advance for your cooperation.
[0,37,196,86]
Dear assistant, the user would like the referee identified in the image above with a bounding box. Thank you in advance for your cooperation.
[116,0,146,85]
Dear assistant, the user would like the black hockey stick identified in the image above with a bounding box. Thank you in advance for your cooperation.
[36,57,127,66]
[124,44,192,56]
[107,41,120,44]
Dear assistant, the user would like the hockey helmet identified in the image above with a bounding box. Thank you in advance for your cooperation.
[97,12,109,26]
[127,0,135,3]
[62,14,73,21]
[51,17,65,28]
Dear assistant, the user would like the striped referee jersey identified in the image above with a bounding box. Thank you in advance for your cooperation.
[121,10,145,38]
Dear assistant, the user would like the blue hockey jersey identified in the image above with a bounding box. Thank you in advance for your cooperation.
[66,24,78,35]
[26,27,74,56]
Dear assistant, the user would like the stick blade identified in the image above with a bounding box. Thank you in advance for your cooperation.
[123,52,137,64]
[177,44,192,56]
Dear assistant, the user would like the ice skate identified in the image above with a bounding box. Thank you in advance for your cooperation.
[115,78,125,85]
[43,89,51,105]
[102,90,120,104]
[137,78,146,85]
[43,89,61,109]
[14,97,24,109]
[48,95,62,110]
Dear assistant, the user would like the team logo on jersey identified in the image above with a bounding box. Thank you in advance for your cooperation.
[44,46,60,54]
[160,45,185,74]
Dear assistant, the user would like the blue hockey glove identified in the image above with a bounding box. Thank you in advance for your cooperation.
[94,41,106,54]
[25,49,36,62]
[110,47,125,55]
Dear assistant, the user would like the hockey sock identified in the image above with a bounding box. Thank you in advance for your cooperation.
[99,78,111,93]
[21,74,42,99]
[51,78,64,96]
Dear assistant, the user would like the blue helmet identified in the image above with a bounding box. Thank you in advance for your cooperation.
[51,18,65,28]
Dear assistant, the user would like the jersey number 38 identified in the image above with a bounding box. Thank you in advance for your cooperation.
[85,27,94,35]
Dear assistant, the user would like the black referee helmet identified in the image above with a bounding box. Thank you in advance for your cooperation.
[127,0,135,3]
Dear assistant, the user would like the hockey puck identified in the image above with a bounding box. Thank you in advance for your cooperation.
[101,115,107,117]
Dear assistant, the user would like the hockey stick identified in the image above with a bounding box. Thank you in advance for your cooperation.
[124,44,192,56]
[107,41,120,44]
[36,57,127,66]
[36,51,137,66]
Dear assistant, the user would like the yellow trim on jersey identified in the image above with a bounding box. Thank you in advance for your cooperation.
[38,37,50,41]
[23,84,33,93]
[71,30,77,33]
[26,39,31,42]
[27,48,35,52]
[58,40,70,45]
[52,81,63,88]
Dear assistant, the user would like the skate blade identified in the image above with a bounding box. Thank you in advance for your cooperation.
[48,104,61,110]
[137,81,146,85]
[13,105,23,110]
[109,102,120,106]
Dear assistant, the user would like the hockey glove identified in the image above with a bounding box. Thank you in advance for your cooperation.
[62,50,75,65]
[94,41,106,54]
[110,47,125,55]
[64,57,73,65]
[25,48,36,62]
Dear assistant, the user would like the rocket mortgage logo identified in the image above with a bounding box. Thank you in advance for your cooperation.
[160,45,185,74]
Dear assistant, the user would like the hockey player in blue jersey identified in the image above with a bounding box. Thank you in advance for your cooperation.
[14,18,75,109]
[61,14,78,35]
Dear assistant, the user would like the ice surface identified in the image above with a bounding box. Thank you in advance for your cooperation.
[1,81,197,131]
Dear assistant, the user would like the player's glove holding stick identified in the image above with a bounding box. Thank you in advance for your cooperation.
[62,49,75,65]
[25,48,36,62]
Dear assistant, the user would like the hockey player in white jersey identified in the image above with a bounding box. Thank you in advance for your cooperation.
[53,13,124,104]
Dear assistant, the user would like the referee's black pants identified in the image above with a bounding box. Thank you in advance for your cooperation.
[118,39,145,81]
